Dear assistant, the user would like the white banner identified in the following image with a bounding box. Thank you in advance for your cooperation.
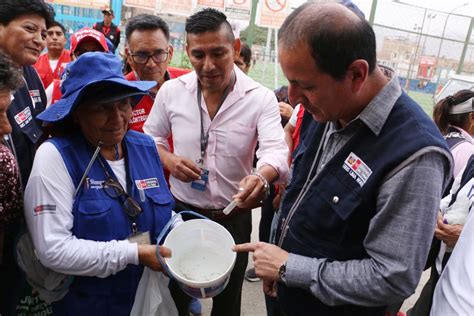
[224,0,251,20]
[46,0,109,10]
[124,0,157,10]
[157,0,194,16]
[197,0,225,10]
[257,0,289,29]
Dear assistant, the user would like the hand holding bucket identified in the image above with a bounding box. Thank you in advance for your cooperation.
[156,211,237,299]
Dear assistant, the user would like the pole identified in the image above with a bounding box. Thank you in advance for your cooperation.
[247,0,259,48]
[421,14,435,56]
[274,28,278,89]
[405,9,427,91]
[457,17,474,74]
[434,3,469,93]
[368,0,377,25]
[261,28,271,83]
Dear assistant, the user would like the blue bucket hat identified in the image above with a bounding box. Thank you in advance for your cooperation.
[38,52,156,122]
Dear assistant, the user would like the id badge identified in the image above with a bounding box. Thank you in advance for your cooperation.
[191,168,209,191]
[127,231,151,245]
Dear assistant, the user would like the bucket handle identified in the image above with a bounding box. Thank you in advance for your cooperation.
[155,210,209,277]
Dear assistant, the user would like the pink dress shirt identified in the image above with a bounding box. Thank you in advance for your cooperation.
[144,66,288,209]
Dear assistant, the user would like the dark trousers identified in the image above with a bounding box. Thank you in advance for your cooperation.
[259,185,276,243]
[171,200,251,316]
[265,294,285,316]
[258,186,286,316]
[407,267,440,316]
[407,252,450,316]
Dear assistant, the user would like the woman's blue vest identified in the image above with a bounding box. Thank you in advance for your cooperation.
[48,131,173,316]
[276,92,450,315]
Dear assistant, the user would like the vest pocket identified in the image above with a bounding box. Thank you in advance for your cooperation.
[144,191,173,240]
[75,199,113,241]
[291,176,364,256]
[318,173,362,221]
[146,192,174,205]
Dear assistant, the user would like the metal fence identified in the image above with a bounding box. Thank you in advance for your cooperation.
[51,0,474,93]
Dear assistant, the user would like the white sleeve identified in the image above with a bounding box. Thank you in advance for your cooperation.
[45,82,54,108]
[431,191,474,315]
[288,104,301,127]
[143,83,172,149]
[24,142,139,278]
[443,177,474,225]
[255,90,289,184]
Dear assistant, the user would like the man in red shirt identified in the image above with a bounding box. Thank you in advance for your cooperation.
[34,21,70,88]
[125,14,190,132]
[47,28,109,106]
[93,8,120,50]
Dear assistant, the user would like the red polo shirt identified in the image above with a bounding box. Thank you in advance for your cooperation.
[34,50,71,88]
[126,67,191,183]
[126,67,190,132]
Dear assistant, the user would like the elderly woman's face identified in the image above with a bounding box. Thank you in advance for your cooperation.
[0,89,12,139]
[0,14,47,66]
[73,98,132,147]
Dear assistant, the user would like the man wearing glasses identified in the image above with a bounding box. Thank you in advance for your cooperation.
[125,14,189,133]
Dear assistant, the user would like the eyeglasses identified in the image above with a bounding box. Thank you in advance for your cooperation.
[103,177,142,218]
[130,50,169,64]
[97,157,142,220]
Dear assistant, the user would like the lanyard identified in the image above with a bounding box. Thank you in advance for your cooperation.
[196,71,236,166]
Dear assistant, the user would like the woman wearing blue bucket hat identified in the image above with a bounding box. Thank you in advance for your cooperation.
[23,52,176,315]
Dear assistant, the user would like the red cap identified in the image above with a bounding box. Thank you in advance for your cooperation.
[70,28,109,54]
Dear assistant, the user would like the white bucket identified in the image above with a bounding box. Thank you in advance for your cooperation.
[163,219,236,299]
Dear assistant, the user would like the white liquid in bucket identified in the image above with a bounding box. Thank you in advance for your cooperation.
[178,247,228,282]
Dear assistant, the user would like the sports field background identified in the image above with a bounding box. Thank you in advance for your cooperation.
[171,52,435,117]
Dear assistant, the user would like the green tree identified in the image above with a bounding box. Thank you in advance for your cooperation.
[240,26,273,47]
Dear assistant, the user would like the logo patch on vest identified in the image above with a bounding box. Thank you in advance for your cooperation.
[14,107,32,128]
[29,89,42,104]
[135,178,160,190]
[86,178,105,190]
[343,152,372,187]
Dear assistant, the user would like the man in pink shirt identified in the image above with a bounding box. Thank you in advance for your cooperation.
[143,8,288,316]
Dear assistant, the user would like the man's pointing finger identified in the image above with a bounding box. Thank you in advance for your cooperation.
[232,243,258,253]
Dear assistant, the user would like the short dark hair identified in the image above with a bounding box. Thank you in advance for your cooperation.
[433,89,474,134]
[125,14,170,42]
[239,42,251,67]
[49,20,66,35]
[0,0,55,29]
[278,2,376,80]
[185,8,234,43]
[0,51,23,91]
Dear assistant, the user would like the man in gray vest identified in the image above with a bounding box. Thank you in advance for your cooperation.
[234,3,452,315]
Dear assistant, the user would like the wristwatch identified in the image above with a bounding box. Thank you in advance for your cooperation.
[278,261,287,283]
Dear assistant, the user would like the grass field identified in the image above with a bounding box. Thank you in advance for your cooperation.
[407,91,435,117]
[171,51,288,89]
[171,51,435,117]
